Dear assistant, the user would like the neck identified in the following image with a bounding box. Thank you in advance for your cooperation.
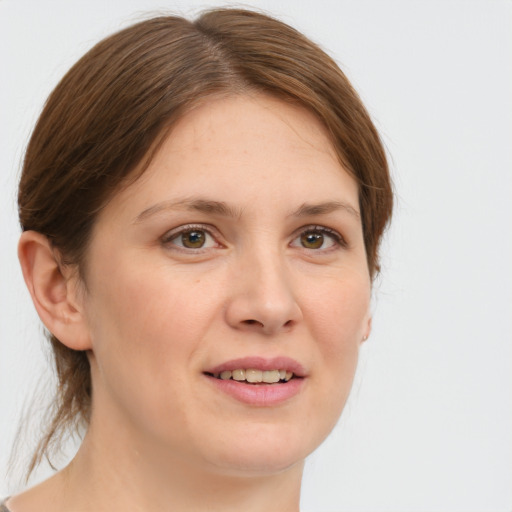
[44,416,304,512]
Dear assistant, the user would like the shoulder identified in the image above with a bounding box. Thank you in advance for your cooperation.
[0,501,12,512]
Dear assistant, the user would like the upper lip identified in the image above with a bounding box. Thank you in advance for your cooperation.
[205,356,306,377]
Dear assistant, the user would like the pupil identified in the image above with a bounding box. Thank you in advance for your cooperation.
[302,232,323,249]
[183,231,205,248]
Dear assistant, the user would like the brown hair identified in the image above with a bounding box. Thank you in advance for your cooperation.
[18,7,393,475]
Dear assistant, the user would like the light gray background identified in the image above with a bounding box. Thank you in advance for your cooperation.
[1,1,511,510]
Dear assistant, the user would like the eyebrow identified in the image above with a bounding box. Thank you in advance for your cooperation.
[134,198,244,223]
[134,197,360,224]
[291,201,360,219]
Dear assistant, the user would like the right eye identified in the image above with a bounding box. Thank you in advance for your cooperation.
[163,226,218,251]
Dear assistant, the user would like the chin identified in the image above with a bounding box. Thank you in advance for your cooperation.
[197,420,327,477]
[208,448,306,478]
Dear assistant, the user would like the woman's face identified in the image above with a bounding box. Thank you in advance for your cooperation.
[80,94,371,475]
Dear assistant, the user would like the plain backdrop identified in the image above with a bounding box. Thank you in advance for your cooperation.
[1,1,511,511]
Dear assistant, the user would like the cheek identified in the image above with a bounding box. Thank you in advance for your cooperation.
[306,274,370,352]
[84,260,216,411]
[92,249,204,325]
[303,275,370,419]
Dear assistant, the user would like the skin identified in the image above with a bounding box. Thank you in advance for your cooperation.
[14,94,372,512]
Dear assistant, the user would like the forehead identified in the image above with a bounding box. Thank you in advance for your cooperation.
[162,94,340,174]
[106,94,359,219]
[168,93,334,152]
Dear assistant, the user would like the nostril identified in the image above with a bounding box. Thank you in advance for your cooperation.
[241,318,294,331]
[244,319,263,326]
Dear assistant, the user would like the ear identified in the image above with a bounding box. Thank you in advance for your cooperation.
[362,316,372,343]
[18,231,92,350]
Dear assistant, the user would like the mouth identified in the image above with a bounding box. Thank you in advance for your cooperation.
[205,368,297,384]
[203,356,306,406]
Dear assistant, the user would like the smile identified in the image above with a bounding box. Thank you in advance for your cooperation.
[203,356,306,406]
[208,368,294,384]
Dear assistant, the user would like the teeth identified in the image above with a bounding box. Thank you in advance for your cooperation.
[246,369,262,383]
[232,369,245,381]
[263,370,280,383]
[213,368,294,383]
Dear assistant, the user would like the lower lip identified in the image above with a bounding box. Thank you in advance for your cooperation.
[205,375,305,406]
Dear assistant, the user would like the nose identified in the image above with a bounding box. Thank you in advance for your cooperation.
[224,249,303,335]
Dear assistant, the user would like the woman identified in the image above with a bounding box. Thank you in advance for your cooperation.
[3,7,392,512]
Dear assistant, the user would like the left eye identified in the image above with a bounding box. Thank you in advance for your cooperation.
[291,228,341,250]
[167,229,217,249]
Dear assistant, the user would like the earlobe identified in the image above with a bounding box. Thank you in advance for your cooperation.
[18,231,91,351]
[362,316,372,343]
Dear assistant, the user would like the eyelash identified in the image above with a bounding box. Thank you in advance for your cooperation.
[161,224,221,252]
[161,224,347,253]
[293,225,348,251]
